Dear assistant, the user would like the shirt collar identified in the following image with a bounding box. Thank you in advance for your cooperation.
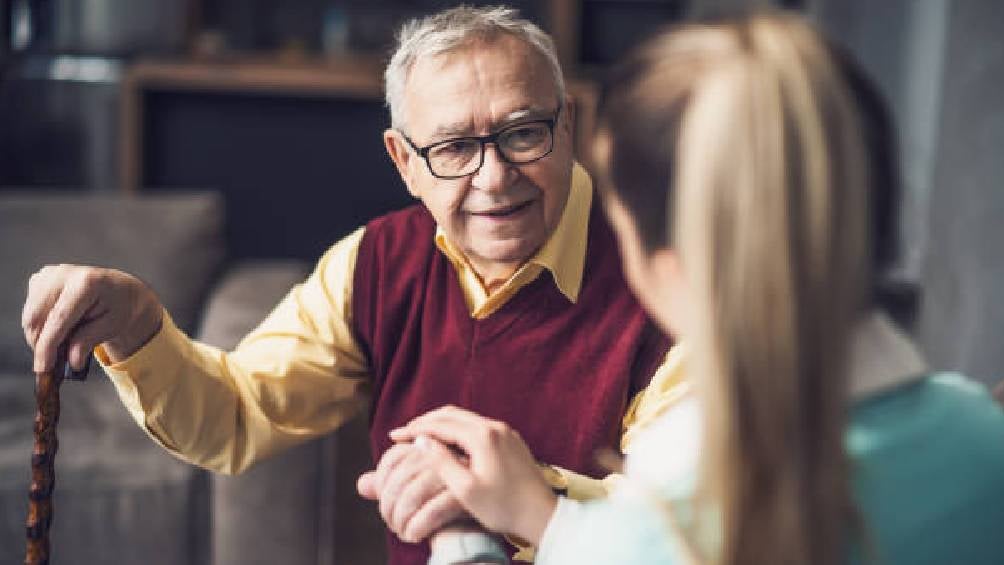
[434,162,593,303]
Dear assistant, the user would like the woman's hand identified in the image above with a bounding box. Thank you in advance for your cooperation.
[390,406,559,546]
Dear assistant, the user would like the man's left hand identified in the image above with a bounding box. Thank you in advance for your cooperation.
[357,442,467,543]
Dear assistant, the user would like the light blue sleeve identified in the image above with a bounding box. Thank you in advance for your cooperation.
[535,495,687,565]
[534,398,705,564]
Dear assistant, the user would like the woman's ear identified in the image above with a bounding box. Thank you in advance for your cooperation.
[649,247,682,287]
[648,247,691,338]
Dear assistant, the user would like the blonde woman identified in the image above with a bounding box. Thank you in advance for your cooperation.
[391,13,1004,565]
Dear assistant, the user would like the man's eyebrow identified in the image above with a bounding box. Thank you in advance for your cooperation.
[499,106,553,125]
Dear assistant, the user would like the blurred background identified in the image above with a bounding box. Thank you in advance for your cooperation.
[0,0,1002,564]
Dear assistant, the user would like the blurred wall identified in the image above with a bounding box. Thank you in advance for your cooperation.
[814,0,948,283]
[916,1,1004,384]
[816,0,1004,385]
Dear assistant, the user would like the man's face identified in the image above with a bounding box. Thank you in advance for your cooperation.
[384,35,574,281]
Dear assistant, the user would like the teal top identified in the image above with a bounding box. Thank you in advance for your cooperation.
[536,373,1004,565]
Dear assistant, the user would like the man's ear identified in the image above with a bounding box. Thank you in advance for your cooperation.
[384,129,420,198]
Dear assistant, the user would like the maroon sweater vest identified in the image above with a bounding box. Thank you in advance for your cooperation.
[352,203,670,565]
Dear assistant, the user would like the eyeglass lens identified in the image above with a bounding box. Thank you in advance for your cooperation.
[427,121,552,177]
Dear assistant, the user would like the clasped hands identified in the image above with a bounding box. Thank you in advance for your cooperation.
[356,406,559,549]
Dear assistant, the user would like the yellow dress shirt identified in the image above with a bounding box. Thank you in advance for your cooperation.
[96,163,688,500]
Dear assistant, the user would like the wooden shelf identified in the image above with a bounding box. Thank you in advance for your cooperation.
[119,56,388,192]
[125,56,386,99]
[119,55,600,193]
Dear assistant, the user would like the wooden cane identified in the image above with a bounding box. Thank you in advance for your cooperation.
[25,347,89,565]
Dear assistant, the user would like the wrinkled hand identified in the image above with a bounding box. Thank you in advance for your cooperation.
[357,442,467,543]
[22,264,163,372]
[390,406,557,546]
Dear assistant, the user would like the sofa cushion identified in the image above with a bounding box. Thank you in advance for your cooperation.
[196,260,310,351]
[0,192,225,372]
[0,373,209,564]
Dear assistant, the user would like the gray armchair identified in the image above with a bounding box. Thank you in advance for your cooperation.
[0,191,382,564]
[196,262,383,565]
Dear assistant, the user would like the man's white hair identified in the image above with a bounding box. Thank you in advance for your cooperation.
[385,5,566,130]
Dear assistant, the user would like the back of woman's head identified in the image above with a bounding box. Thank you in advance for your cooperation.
[596,12,894,565]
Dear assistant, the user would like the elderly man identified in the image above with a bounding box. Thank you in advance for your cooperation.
[21,7,675,564]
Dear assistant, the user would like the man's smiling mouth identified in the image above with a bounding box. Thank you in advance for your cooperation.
[470,201,534,218]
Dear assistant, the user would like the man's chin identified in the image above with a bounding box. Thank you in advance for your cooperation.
[470,239,541,270]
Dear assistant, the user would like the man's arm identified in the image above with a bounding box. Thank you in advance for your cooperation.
[101,227,371,474]
[26,228,372,475]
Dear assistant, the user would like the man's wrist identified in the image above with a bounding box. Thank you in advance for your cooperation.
[105,297,163,362]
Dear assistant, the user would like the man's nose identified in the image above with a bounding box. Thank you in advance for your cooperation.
[471,144,513,192]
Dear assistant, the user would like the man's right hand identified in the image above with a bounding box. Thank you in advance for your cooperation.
[22,265,164,373]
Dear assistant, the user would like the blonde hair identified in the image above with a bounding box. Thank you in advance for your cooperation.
[598,13,874,565]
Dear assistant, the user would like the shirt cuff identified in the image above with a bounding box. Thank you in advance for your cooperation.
[547,464,619,500]
[94,310,189,437]
[427,531,509,565]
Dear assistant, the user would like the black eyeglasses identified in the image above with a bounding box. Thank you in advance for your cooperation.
[400,104,562,179]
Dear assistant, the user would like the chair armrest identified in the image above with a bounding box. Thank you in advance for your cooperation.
[196,260,310,349]
[196,260,332,565]
[196,259,385,565]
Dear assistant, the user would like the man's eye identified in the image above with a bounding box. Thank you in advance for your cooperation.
[434,140,477,156]
[503,124,547,147]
